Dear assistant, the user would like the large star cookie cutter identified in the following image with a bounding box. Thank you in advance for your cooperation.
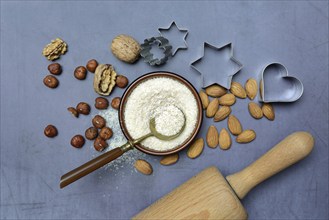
[158,21,188,56]
[190,42,243,89]
[260,62,303,103]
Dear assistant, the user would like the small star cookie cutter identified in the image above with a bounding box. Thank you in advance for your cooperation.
[140,36,173,66]
[158,21,188,56]
[190,42,243,89]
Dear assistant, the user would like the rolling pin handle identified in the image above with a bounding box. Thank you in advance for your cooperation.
[226,131,314,199]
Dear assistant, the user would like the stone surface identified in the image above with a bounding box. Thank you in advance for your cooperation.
[0,1,328,219]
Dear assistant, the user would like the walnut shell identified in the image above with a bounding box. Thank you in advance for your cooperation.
[93,64,117,96]
[111,34,140,63]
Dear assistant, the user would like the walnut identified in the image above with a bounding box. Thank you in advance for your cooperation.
[111,35,141,63]
[93,64,117,96]
[42,38,67,61]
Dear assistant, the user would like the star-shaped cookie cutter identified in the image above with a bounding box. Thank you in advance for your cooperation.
[140,36,173,66]
[190,42,243,89]
[158,21,188,56]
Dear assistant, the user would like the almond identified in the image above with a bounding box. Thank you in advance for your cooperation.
[245,78,258,100]
[160,153,179,165]
[259,79,263,100]
[262,103,275,121]
[219,128,231,150]
[187,138,204,159]
[230,82,246,99]
[199,90,209,109]
[205,84,227,97]
[228,115,242,135]
[207,126,219,148]
[218,94,236,106]
[134,159,153,175]
[236,130,256,143]
[206,98,219,117]
[214,106,231,122]
[248,102,263,119]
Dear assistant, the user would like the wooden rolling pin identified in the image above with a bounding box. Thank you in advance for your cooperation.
[133,131,314,219]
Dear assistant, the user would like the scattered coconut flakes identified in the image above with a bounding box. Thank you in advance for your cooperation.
[154,105,185,136]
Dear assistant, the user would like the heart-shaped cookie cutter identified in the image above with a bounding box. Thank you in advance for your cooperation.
[260,62,304,103]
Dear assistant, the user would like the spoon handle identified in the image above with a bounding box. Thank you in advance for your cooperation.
[60,146,127,188]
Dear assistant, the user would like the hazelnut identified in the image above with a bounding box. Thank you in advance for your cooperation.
[86,59,98,73]
[85,127,98,140]
[92,115,106,129]
[43,75,59,88]
[94,137,108,152]
[116,75,129,88]
[111,97,121,110]
[95,97,109,110]
[76,102,90,115]
[71,135,85,148]
[74,66,87,80]
[48,63,62,75]
[44,125,58,138]
[99,127,113,140]
[67,107,79,118]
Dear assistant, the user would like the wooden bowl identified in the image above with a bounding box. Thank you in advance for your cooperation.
[119,71,203,156]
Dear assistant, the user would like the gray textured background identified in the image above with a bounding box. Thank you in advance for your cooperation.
[1,1,328,219]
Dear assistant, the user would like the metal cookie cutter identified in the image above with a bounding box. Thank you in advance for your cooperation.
[140,36,172,66]
[158,21,188,56]
[260,62,304,103]
[190,42,243,89]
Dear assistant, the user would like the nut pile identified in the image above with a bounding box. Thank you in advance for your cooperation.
[156,79,273,166]
[88,117,112,152]
[200,79,274,150]
[42,36,149,179]
[42,53,129,152]
[66,97,117,150]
